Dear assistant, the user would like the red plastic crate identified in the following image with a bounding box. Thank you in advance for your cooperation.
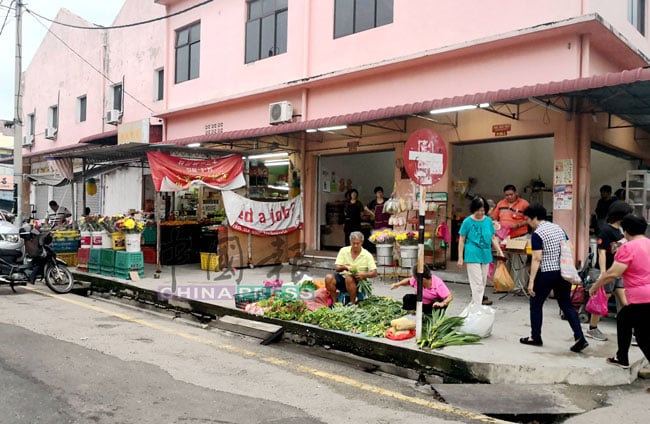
[142,246,157,264]
[77,248,90,265]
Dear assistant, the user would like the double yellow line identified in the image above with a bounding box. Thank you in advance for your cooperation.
[29,287,506,423]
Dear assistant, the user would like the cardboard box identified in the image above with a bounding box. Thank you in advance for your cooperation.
[505,238,528,251]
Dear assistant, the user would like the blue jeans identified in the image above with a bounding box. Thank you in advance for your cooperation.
[529,270,584,342]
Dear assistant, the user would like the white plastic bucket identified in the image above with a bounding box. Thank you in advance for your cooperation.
[125,233,141,252]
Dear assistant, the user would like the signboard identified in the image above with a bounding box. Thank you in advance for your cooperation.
[403,128,447,186]
[222,191,303,236]
[0,174,13,190]
[553,159,574,210]
[118,119,150,145]
[492,124,511,136]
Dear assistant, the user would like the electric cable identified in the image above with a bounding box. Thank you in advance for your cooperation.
[0,0,14,38]
[23,0,213,30]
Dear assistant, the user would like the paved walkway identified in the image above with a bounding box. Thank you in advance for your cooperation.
[72,260,648,386]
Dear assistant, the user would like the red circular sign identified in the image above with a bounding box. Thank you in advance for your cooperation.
[403,129,447,186]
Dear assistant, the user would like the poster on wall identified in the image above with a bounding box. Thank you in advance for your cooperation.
[322,168,331,192]
[553,159,574,210]
[554,184,573,210]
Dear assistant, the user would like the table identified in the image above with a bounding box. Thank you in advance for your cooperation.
[505,249,530,296]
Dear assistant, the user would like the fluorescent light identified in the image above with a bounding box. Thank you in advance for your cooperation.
[528,97,565,113]
[264,160,290,167]
[318,125,347,132]
[187,142,201,148]
[267,184,290,191]
[305,129,318,133]
[429,103,489,115]
[248,152,288,160]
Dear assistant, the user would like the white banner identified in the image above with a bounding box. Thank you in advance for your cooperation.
[222,191,302,236]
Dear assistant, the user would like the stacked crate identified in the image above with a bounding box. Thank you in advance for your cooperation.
[115,251,144,280]
[100,249,116,277]
[88,249,101,274]
[52,231,80,266]
[77,248,90,271]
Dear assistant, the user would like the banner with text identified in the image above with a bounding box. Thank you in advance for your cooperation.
[222,191,302,236]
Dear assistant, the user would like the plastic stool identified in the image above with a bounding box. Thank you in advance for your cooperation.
[337,291,368,305]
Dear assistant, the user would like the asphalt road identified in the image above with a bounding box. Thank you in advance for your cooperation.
[0,285,505,424]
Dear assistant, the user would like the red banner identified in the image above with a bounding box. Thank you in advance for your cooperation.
[147,151,245,192]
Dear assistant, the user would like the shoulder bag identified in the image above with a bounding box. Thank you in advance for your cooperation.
[559,239,581,284]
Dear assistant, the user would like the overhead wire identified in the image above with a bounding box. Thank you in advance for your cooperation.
[0,0,14,38]
[23,0,213,30]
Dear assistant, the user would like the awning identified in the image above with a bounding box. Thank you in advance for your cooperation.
[162,67,650,147]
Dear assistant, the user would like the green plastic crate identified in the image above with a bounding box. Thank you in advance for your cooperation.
[88,265,100,274]
[100,266,114,277]
[142,226,156,245]
[88,249,102,266]
[115,251,144,270]
[100,249,116,267]
[115,269,144,280]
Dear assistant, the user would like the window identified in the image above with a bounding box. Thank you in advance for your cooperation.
[245,0,288,64]
[175,22,200,83]
[334,0,393,38]
[154,68,164,101]
[113,84,123,111]
[78,95,87,122]
[629,0,646,35]
[48,105,58,129]
[27,113,35,136]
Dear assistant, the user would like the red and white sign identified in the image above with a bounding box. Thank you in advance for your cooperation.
[403,128,447,186]
[222,191,303,236]
[147,151,245,192]
[0,174,14,190]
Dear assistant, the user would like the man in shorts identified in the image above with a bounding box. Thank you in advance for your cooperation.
[586,201,632,341]
[324,231,377,305]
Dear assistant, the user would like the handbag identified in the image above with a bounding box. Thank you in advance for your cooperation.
[586,286,609,316]
[493,260,515,293]
[559,239,581,284]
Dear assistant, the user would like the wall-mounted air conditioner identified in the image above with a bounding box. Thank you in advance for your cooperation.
[106,109,121,125]
[44,127,57,140]
[22,135,34,146]
[269,101,293,125]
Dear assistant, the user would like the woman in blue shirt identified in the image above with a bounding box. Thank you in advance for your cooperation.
[458,197,504,306]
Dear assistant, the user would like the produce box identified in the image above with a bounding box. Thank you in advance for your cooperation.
[200,252,219,271]
[51,239,81,253]
[57,252,77,267]
[52,230,80,240]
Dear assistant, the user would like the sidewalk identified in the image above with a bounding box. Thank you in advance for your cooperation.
[71,261,648,386]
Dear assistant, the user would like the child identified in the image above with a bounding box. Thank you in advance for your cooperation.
[390,264,453,314]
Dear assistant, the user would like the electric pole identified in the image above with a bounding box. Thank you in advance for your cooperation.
[13,0,23,223]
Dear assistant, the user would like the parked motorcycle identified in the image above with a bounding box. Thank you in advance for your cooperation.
[0,220,75,294]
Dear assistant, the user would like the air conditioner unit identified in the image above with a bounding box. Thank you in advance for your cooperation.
[22,135,34,147]
[44,127,57,139]
[269,101,293,125]
[106,109,121,125]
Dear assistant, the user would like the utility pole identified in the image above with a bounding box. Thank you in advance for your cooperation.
[13,0,23,223]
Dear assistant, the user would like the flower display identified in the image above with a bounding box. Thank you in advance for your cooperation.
[115,216,145,234]
[396,231,419,246]
[78,214,100,231]
[99,215,123,233]
[369,229,396,245]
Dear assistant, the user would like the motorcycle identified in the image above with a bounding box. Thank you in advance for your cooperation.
[0,220,75,294]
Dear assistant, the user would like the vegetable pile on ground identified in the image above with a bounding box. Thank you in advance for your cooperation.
[417,308,481,349]
[300,296,403,336]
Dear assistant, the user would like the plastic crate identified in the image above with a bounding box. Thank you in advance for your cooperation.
[100,266,114,277]
[200,252,220,271]
[142,246,156,264]
[77,248,90,265]
[115,251,144,270]
[88,248,102,266]
[100,249,116,267]
[57,252,77,267]
[51,239,81,253]
[234,289,271,309]
[52,230,80,240]
[142,226,156,245]
[88,265,100,274]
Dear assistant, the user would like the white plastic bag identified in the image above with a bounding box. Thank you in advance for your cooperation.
[458,303,496,338]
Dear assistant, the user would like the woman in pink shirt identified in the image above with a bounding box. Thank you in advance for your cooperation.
[589,214,650,368]
[390,264,453,314]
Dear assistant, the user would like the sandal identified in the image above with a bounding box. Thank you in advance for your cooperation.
[519,337,543,346]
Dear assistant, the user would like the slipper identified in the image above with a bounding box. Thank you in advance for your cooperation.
[520,337,543,346]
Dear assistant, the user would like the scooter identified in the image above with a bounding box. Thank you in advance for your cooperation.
[0,221,75,294]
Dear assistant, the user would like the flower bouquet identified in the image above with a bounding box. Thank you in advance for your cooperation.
[115,216,145,234]
[396,231,419,246]
[99,214,122,233]
[78,214,101,231]
[369,229,396,245]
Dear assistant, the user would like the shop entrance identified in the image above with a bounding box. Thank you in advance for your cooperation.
[317,150,395,252]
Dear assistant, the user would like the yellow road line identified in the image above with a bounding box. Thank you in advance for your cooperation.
[27,287,506,423]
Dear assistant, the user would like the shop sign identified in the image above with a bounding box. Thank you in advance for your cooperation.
[118,119,149,145]
[222,191,303,236]
[147,151,245,192]
[0,174,13,190]
[403,128,447,186]
[492,124,511,136]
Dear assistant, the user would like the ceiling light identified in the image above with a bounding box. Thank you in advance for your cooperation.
[264,160,290,167]
[317,125,348,132]
[528,97,565,114]
[429,103,489,115]
[305,129,318,133]
[187,142,201,148]
[248,152,288,160]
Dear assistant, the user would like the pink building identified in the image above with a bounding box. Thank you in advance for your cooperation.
[21,0,650,265]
